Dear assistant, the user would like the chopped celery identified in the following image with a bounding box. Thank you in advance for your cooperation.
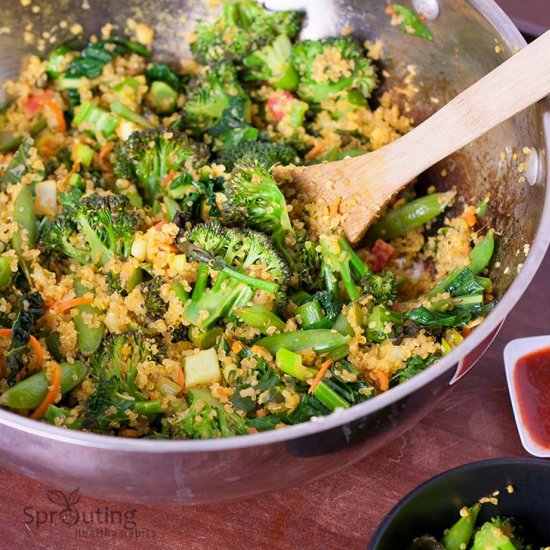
[73,102,118,138]
[184,347,221,387]
[275,348,316,380]
[72,143,94,167]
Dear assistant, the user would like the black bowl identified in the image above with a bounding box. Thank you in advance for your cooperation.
[369,458,550,550]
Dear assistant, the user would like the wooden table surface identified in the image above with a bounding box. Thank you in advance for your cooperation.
[0,251,547,550]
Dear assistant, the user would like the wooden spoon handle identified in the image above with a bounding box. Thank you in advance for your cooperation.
[348,28,550,197]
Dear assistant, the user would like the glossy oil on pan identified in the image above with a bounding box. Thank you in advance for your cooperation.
[0,0,548,503]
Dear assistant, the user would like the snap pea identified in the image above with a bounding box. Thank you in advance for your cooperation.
[0,361,87,410]
[44,404,82,429]
[469,229,495,275]
[256,329,349,354]
[441,502,481,550]
[0,256,14,290]
[235,304,285,335]
[295,300,323,329]
[12,184,35,281]
[45,332,64,363]
[73,279,104,355]
[368,192,455,241]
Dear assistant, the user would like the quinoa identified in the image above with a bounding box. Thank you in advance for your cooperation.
[0,2,497,439]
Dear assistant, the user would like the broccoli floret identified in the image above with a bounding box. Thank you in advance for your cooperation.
[292,37,377,103]
[38,193,141,267]
[489,517,527,550]
[170,388,248,439]
[472,519,524,550]
[216,140,297,171]
[182,222,289,288]
[243,33,298,90]
[143,276,168,320]
[81,332,164,433]
[182,64,250,133]
[360,270,397,304]
[220,160,293,237]
[190,1,301,66]
[274,235,322,288]
[319,234,369,303]
[178,223,289,328]
[113,127,209,204]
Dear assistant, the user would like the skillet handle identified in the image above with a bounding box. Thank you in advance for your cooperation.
[449,320,505,385]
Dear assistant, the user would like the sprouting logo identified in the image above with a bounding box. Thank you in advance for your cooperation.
[46,488,81,526]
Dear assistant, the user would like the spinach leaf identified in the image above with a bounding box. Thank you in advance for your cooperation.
[146,63,186,92]
[66,38,151,80]
[391,354,440,386]
[0,138,33,187]
[404,306,472,328]
[5,291,45,384]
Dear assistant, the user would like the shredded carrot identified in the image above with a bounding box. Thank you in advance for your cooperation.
[30,362,62,419]
[305,141,326,160]
[44,99,66,133]
[38,136,59,157]
[161,170,177,189]
[97,143,114,174]
[372,369,389,392]
[176,367,184,388]
[256,408,266,417]
[329,197,341,219]
[120,428,139,438]
[51,296,93,313]
[461,208,477,228]
[98,142,113,162]
[309,359,333,394]
[231,340,244,354]
[462,327,473,337]
[0,328,43,370]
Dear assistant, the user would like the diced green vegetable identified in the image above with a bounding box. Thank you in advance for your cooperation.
[184,347,221,387]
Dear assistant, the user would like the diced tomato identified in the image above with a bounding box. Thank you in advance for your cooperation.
[267,91,294,121]
[24,90,54,116]
[370,239,395,272]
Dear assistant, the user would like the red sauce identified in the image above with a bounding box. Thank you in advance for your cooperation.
[514,346,550,449]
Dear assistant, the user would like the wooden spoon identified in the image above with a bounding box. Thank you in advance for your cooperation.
[290,29,550,244]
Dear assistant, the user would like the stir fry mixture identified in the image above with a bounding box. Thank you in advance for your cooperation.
[410,497,539,550]
[0,1,496,438]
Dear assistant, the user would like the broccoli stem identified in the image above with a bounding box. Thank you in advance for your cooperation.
[192,263,209,301]
[75,213,112,266]
[110,100,153,129]
[220,265,279,293]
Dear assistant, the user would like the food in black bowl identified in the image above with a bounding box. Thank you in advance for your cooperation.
[369,458,550,550]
